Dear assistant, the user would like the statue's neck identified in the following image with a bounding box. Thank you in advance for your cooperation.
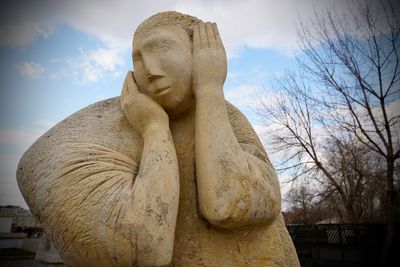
[169,100,195,134]
[168,96,195,120]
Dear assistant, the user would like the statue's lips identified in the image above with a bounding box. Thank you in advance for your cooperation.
[154,86,171,96]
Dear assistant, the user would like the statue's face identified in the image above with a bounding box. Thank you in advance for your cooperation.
[133,26,193,115]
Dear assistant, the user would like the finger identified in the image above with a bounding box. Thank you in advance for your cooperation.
[212,23,223,48]
[206,22,216,48]
[193,25,200,52]
[121,72,129,110]
[199,22,207,49]
[127,71,139,94]
[121,71,131,96]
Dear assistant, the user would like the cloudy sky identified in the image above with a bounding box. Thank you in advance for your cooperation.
[0,0,350,208]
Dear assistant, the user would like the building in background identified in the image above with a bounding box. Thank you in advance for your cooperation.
[0,205,41,235]
[0,217,13,233]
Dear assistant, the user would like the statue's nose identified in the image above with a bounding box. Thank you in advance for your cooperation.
[142,54,165,81]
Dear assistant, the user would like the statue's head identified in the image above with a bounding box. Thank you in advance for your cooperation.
[132,11,202,115]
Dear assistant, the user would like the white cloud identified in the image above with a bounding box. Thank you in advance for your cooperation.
[87,48,124,72]
[225,84,261,110]
[16,62,45,79]
[0,0,353,56]
[81,47,125,82]
[224,66,274,112]
[66,47,126,82]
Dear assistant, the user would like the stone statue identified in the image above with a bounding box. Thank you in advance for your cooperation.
[17,11,300,267]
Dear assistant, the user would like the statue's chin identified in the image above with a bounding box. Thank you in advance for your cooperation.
[163,94,195,118]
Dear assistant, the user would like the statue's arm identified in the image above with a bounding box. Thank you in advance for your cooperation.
[195,92,281,229]
[193,23,280,229]
[121,72,179,266]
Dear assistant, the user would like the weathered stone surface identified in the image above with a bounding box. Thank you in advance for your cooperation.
[17,11,300,267]
[18,98,141,266]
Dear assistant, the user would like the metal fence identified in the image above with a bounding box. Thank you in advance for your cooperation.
[286,224,399,267]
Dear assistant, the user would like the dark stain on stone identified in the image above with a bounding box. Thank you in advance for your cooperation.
[155,197,169,226]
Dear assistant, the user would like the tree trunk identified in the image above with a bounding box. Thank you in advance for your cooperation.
[382,158,396,266]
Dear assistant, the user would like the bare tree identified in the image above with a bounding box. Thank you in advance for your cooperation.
[257,0,399,263]
[283,139,387,224]
[285,185,316,224]
[284,185,330,224]
[322,139,387,223]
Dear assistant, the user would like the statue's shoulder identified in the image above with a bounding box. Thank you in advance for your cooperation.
[17,97,143,266]
[17,97,142,217]
[225,101,269,162]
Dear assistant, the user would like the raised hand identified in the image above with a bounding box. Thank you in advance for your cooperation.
[120,71,169,136]
[193,23,282,231]
[192,22,227,95]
